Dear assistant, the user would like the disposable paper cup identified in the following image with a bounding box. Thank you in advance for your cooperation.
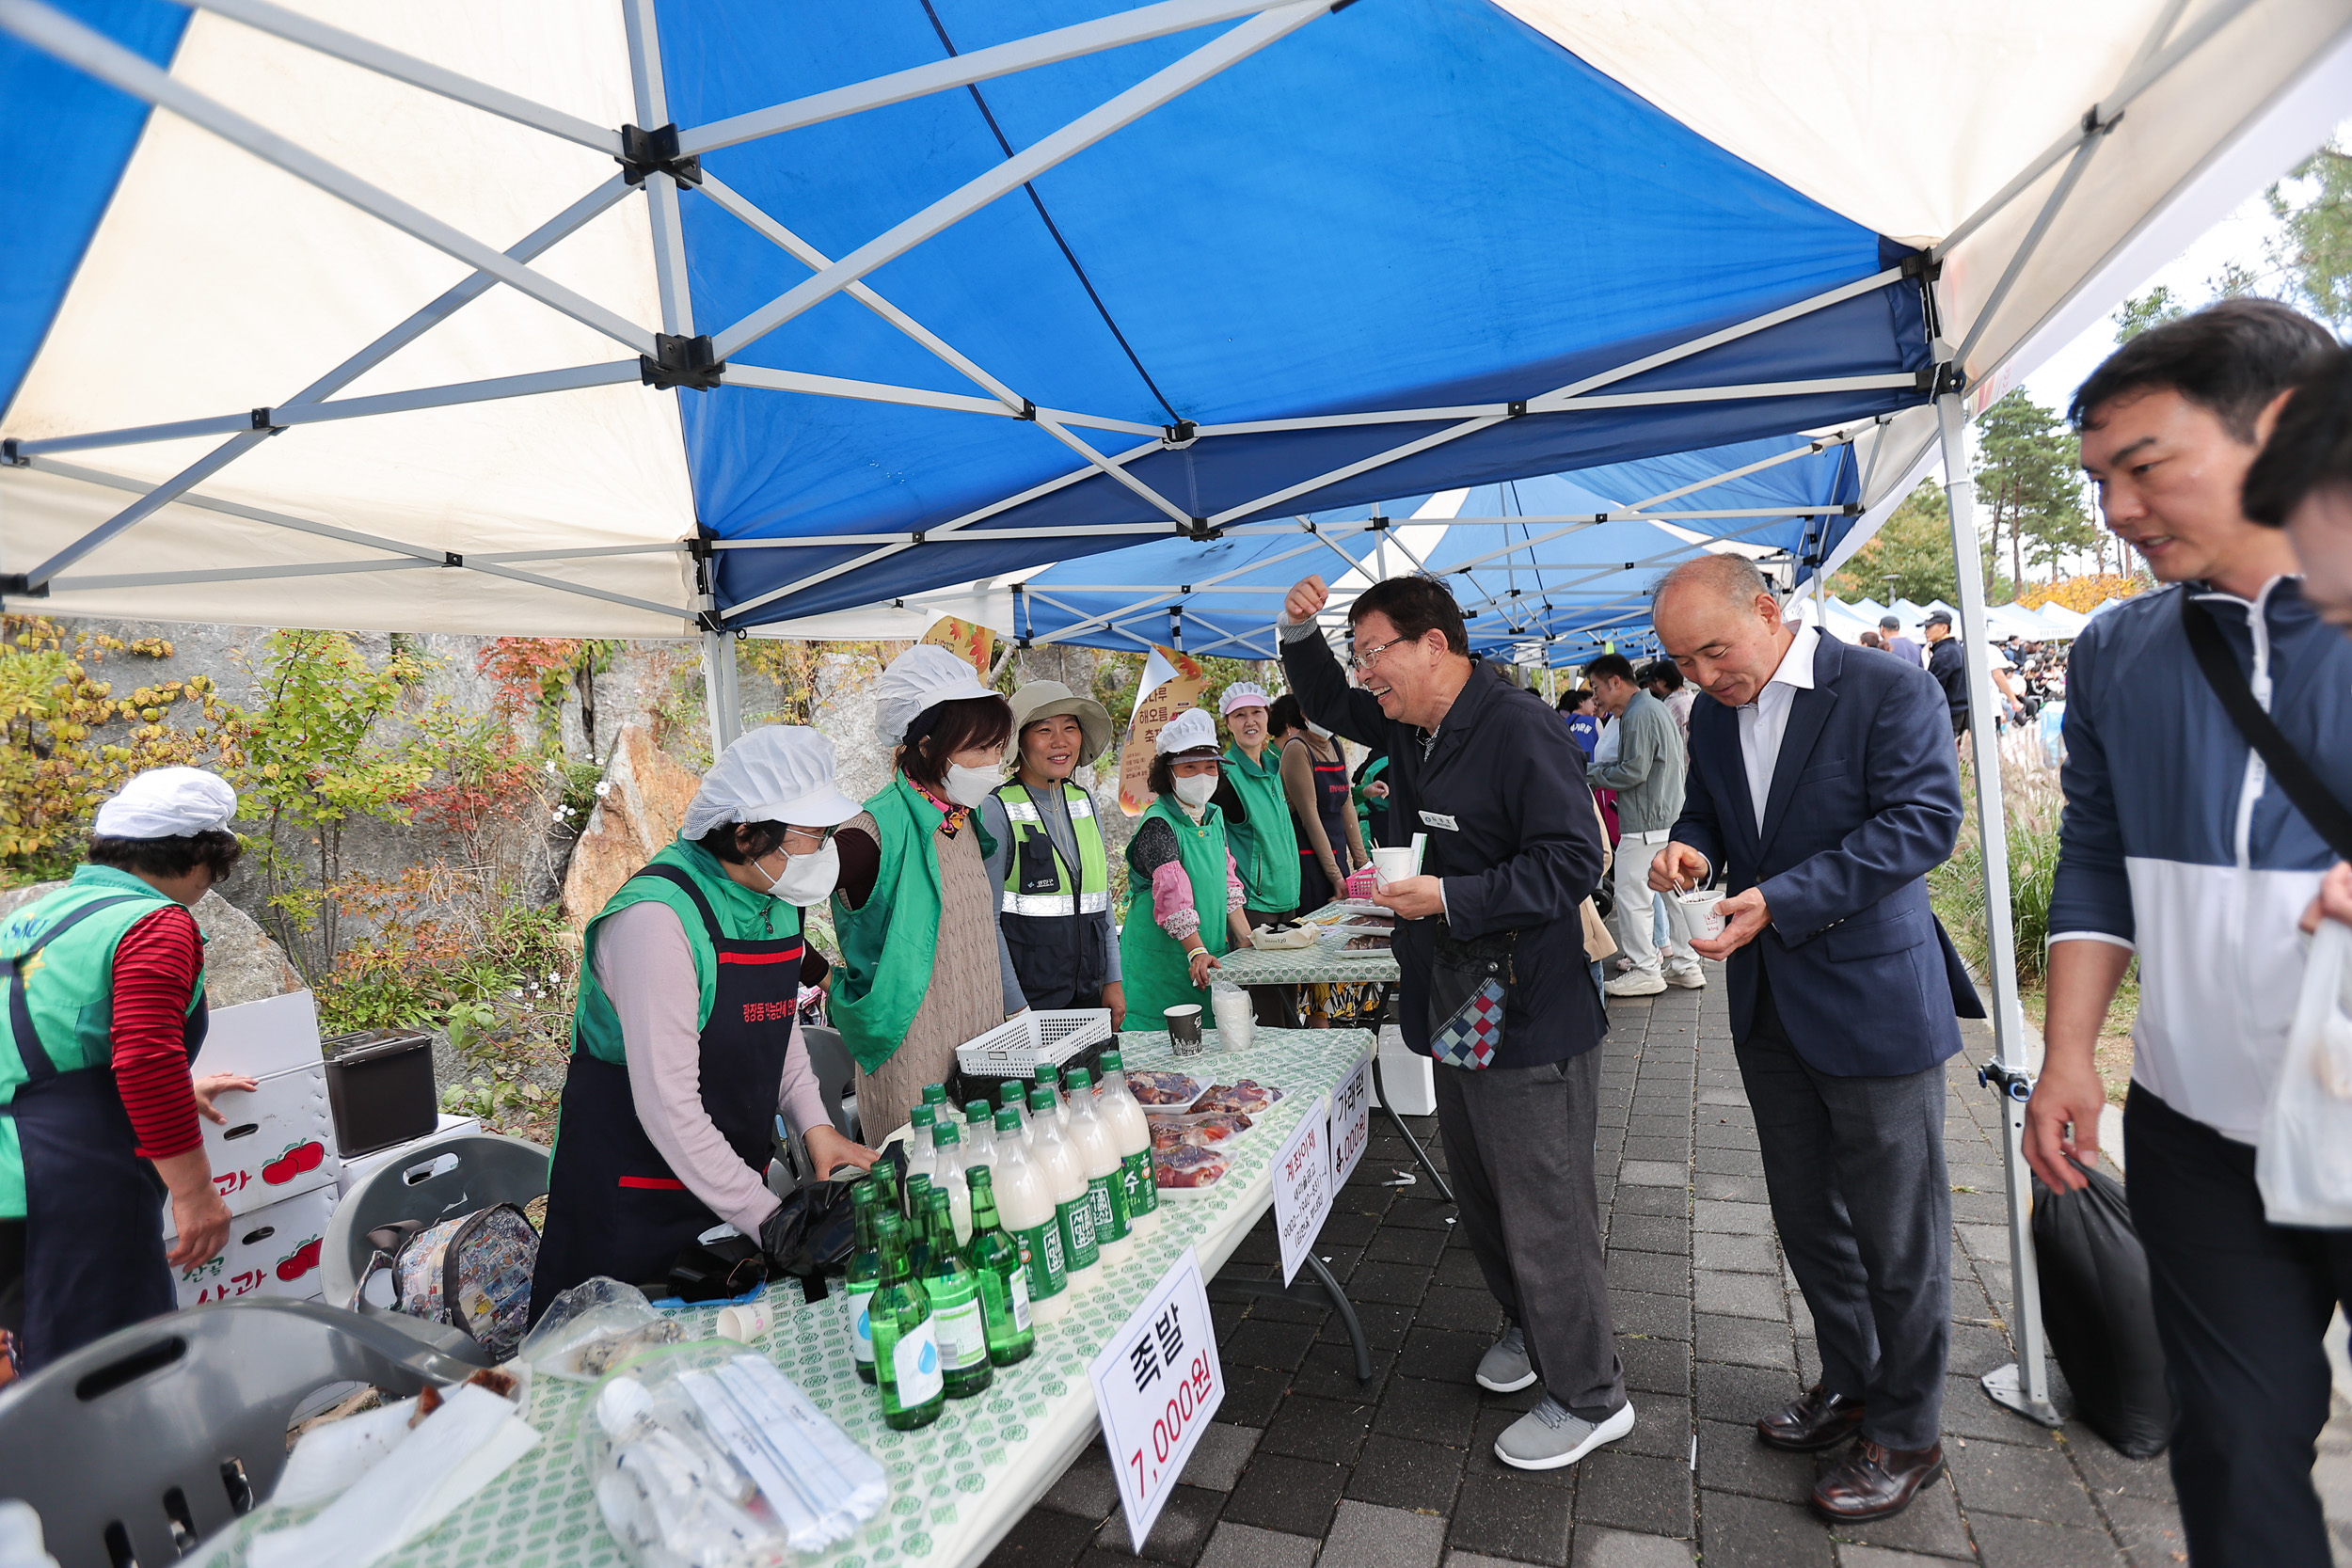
[1372,847,1416,887]
[1673,888,1726,942]
[1166,1004,1205,1055]
[715,1299,772,1342]
[1210,985,1254,1050]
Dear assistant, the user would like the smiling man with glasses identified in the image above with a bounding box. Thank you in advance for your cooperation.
[1278,570,1629,1473]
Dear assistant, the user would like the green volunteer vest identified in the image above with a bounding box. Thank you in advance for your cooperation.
[0,864,206,1220]
[830,774,996,1074]
[571,838,800,1068]
[1220,743,1300,914]
[993,781,1110,917]
[1118,796,1234,1025]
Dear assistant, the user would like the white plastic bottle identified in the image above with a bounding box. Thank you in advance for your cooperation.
[1062,1068,1134,1265]
[1028,1085,1099,1291]
[1095,1050,1160,1235]
[904,1104,938,1191]
[962,1099,996,1168]
[1033,1063,1073,1132]
[990,1107,1070,1323]
[931,1120,973,1244]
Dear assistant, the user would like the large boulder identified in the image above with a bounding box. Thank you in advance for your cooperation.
[562,722,705,930]
[0,879,303,1007]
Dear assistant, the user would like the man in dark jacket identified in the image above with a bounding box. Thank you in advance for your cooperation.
[1922,611,1968,737]
[1279,572,1627,1472]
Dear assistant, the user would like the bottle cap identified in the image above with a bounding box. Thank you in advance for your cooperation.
[1028,1085,1056,1111]
[994,1107,1023,1132]
[932,1121,961,1146]
[964,1099,992,1122]
[911,1104,936,1128]
[1101,1050,1123,1069]
[966,1164,993,1186]
[1035,1063,1059,1085]
[999,1081,1025,1105]
[922,1084,948,1103]
[1066,1068,1093,1090]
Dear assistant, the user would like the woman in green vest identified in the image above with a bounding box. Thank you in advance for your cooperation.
[0,768,252,1374]
[532,727,873,1318]
[830,646,1021,1143]
[1215,683,1300,928]
[979,681,1124,1027]
[1120,708,1251,1028]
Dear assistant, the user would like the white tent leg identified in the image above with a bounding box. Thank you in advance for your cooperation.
[1936,388,2061,1429]
[703,629,742,753]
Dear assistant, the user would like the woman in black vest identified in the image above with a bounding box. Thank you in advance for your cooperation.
[1270,693,1364,914]
[977,681,1124,1027]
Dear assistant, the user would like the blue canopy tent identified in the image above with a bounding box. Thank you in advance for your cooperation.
[8,0,2351,1452]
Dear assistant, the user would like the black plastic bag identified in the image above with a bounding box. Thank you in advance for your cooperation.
[2031,1160,2173,1458]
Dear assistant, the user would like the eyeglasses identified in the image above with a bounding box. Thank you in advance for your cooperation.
[1347,636,1407,673]
[780,825,835,851]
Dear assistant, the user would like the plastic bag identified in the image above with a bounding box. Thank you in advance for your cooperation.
[585,1345,886,1568]
[520,1278,683,1382]
[2257,918,2352,1227]
[2030,1161,2171,1458]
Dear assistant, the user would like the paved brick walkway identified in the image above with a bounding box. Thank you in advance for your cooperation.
[987,976,2352,1568]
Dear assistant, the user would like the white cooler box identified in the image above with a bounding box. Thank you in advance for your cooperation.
[1375,1023,1436,1116]
[173,1185,336,1307]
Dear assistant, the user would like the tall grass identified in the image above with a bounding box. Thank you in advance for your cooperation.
[1931,730,2065,984]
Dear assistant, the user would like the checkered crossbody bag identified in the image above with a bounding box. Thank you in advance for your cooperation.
[1425,924,1517,1070]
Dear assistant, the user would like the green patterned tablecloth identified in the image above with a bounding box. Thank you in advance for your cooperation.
[1215,941,1399,988]
[200,1028,1371,1568]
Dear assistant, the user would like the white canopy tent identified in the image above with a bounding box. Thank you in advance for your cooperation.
[5,0,2350,1432]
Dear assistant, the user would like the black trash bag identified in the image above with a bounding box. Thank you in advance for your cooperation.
[2031,1159,2173,1458]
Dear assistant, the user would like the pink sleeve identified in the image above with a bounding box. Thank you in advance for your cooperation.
[1150,859,1202,940]
[597,901,779,1236]
[1226,851,1245,912]
[775,1017,835,1146]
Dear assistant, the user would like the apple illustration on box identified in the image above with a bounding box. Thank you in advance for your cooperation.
[275,1238,323,1283]
[262,1141,326,1184]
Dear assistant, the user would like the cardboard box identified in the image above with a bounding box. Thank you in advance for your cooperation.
[196,990,325,1079]
[165,1062,342,1231]
[334,1115,483,1196]
[173,1185,335,1308]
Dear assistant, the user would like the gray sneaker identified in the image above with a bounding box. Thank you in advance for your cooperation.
[1475,1325,1537,1393]
[1494,1397,1636,1471]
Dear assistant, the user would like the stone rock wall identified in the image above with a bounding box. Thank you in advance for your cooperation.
[0,881,303,1009]
[559,722,706,930]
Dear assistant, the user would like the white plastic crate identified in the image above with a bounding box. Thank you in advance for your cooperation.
[953,1007,1113,1079]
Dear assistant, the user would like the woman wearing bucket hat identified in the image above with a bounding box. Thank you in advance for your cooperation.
[978,681,1125,1026]
[0,767,255,1373]
[1120,708,1252,1027]
[828,645,1021,1141]
[532,726,873,1316]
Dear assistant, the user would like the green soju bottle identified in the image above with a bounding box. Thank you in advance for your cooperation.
[904,1173,934,1273]
[921,1188,993,1398]
[961,1165,1036,1366]
[843,1180,882,1386]
[868,1210,943,1430]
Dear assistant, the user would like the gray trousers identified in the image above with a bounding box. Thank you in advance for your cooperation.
[1434,1047,1626,1421]
[1738,970,1950,1450]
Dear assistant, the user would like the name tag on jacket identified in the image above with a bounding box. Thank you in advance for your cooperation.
[1420,811,1458,832]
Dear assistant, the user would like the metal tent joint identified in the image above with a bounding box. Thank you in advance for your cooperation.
[617,122,702,187]
[1917,364,1966,397]
[1898,252,1942,283]
[1506,399,1527,417]
[0,439,22,467]
[1163,419,1198,448]
[0,574,48,598]
[1182,516,1221,542]
[442,550,463,567]
[642,333,724,390]
[248,407,286,433]
[1978,1060,2034,1104]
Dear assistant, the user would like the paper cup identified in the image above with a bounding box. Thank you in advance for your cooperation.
[1166,1004,1205,1055]
[1673,888,1726,942]
[715,1299,772,1342]
[1372,847,1416,887]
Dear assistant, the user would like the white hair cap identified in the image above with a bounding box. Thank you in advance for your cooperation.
[1217,682,1270,718]
[92,767,237,840]
[681,726,863,841]
[1153,707,1220,757]
[873,643,994,746]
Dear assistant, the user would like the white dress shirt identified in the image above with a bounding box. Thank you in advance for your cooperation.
[1735,624,1819,834]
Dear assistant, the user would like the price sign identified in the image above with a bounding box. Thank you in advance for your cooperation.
[1089,1246,1224,1553]
[1272,1093,1333,1285]
[1327,1047,1373,1191]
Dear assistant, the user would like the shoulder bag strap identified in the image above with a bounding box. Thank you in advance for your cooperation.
[2181,594,2352,860]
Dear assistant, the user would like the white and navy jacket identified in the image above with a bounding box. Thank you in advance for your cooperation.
[2050,577,2352,1143]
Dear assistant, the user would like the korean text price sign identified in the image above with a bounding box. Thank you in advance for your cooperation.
[1089,1246,1224,1553]
[1327,1048,1373,1190]
[1272,1093,1333,1285]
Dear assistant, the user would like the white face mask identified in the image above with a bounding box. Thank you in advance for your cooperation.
[944,764,998,809]
[760,840,839,907]
[1172,772,1218,807]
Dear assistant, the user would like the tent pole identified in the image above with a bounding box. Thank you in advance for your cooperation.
[703,629,743,753]
[1935,387,2061,1430]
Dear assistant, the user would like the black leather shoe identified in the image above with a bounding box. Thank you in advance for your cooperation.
[1811,1438,1946,1522]
[1756,1384,1867,1451]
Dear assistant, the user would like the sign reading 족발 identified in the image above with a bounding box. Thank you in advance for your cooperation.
[1089,1246,1224,1553]
[1271,1093,1333,1285]
[1327,1048,1373,1192]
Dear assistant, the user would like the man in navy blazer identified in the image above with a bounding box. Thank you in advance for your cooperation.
[1647,553,1980,1525]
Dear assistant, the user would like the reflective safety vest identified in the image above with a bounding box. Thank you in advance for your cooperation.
[995,782,1110,918]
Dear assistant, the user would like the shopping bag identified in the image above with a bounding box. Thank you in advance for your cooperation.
[2256,917,2352,1227]
[2030,1161,2171,1458]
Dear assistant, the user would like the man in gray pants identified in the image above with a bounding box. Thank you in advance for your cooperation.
[1280,572,1629,1472]
[1584,652,1704,996]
